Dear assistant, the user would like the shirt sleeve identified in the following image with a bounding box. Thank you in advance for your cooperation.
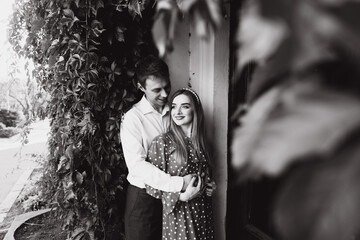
[145,136,180,215]
[120,111,183,192]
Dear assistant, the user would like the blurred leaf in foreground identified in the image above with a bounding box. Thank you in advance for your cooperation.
[152,0,223,57]
[152,0,180,57]
[236,0,360,101]
[236,0,288,70]
[231,78,360,179]
[231,0,360,239]
[179,0,222,37]
[274,133,360,240]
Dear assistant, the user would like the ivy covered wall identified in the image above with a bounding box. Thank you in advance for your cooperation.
[9,0,157,239]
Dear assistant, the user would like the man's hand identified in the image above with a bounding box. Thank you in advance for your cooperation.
[182,174,197,191]
[179,176,202,202]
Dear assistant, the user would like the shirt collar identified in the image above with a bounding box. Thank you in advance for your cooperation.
[138,95,170,116]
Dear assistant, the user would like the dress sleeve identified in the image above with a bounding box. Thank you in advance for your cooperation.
[199,156,213,195]
[162,192,180,215]
[146,136,181,214]
[145,136,168,199]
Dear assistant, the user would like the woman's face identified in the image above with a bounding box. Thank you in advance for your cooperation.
[171,94,194,129]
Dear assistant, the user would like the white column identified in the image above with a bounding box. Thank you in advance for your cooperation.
[189,16,230,240]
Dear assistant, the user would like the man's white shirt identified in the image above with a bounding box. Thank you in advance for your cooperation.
[120,95,183,192]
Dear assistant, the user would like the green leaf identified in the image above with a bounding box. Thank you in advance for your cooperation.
[63,9,75,18]
[104,169,112,183]
[92,27,106,38]
[57,155,70,173]
[65,144,74,160]
[110,61,117,71]
[152,0,180,56]
[68,39,79,49]
[91,19,103,29]
[180,0,222,38]
[274,145,360,240]
[231,80,360,178]
[47,39,60,54]
[115,26,126,42]
[87,45,98,51]
[71,227,85,240]
[128,0,143,18]
[74,33,81,41]
[31,19,45,32]
[96,0,104,10]
[60,17,73,26]
[116,4,127,12]
[75,171,84,184]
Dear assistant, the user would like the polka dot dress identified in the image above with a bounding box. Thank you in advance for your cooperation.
[146,134,215,240]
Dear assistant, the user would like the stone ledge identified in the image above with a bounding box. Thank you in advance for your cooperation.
[0,168,35,216]
[3,208,51,240]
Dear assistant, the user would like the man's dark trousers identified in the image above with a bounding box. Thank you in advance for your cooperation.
[125,184,162,240]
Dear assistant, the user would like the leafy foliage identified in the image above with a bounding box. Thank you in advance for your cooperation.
[231,0,360,239]
[11,0,360,239]
[9,0,157,238]
[8,59,49,121]
[0,109,20,127]
[0,127,19,138]
[152,0,223,56]
[231,80,360,178]
[0,54,49,145]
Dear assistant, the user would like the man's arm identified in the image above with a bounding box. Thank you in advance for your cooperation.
[182,174,194,191]
[120,112,184,192]
[179,176,202,201]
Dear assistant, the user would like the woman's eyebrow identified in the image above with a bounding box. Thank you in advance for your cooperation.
[172,102,190,106]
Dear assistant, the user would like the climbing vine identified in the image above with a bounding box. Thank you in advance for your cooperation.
[9,0,156,239]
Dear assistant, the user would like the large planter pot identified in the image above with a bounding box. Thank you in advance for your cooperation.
[4,208,51,240]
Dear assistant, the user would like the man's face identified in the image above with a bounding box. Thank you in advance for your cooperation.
[139,76,171,111]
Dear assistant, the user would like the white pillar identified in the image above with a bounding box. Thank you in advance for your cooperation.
[189,16,230,240]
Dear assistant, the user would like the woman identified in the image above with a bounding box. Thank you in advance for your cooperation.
[146,88,216,240]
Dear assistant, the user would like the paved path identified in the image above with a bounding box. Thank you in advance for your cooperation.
[0,143,46,203]
[0,119,50,222]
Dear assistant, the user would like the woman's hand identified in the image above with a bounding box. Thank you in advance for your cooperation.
[205,181,216,197]
[179,176,202,202]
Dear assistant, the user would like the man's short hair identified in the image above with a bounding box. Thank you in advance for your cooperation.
[135,55,170,88]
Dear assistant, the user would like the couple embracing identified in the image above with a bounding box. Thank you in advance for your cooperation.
[120,55,216,240]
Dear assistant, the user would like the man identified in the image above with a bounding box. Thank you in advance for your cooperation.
[120,55,194,240]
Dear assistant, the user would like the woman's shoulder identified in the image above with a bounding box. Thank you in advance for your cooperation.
[151,132,168,142]
[151,133,174,146]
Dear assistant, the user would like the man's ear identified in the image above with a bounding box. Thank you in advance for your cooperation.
[137,83,145,92]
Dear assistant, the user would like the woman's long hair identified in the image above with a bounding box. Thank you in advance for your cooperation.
[167,89,209,163]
